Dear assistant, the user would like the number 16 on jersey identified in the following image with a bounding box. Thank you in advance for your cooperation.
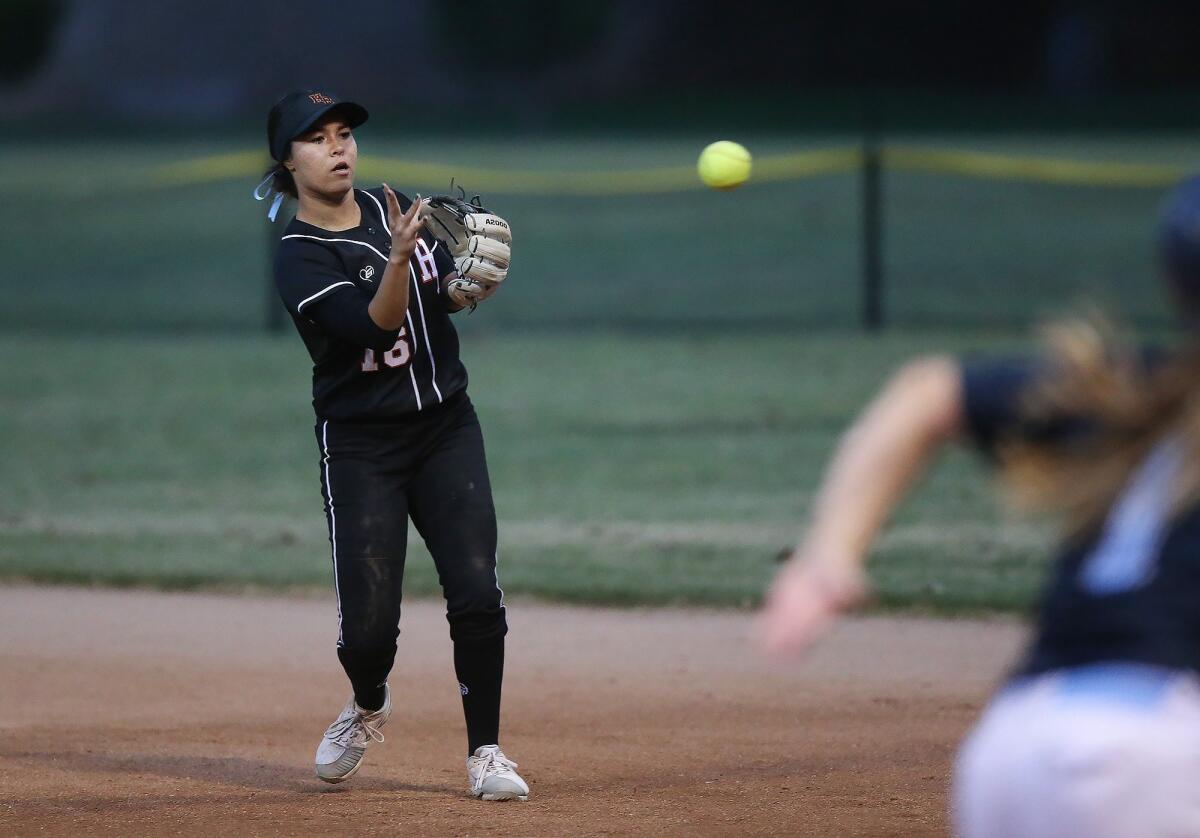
[361,325,413,371]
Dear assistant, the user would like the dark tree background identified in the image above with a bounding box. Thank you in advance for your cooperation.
[2,1,1198,125]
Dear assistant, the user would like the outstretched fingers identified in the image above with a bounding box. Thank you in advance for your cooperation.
[397,193,425,245]
[380,186,426,263]
[382,183,402,231]
[402,193,424,228]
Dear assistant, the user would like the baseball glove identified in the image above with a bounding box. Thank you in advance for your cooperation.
[420,194,511,310]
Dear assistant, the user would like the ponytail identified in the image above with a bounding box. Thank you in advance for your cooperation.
[1001,315,1200,537]
[252,161,295,222]
[266,162,297,199]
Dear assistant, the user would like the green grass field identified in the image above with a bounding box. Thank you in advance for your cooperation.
[4,130,1194,613]
[0,330,1061,613]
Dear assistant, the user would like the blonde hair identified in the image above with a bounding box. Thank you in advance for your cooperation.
[1001,315,1200,537]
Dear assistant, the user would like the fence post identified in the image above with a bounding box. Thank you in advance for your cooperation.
[861,132,884,331]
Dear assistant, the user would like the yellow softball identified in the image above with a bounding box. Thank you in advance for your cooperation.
[697,140,752,190]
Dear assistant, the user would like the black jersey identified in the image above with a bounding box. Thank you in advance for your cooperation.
[275,187,467,421]
[961,358,1200,678]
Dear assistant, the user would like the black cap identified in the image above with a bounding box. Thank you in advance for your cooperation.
[267,90,369,163]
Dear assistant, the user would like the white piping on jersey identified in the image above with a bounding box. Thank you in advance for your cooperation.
[361,188,388,230]
[409,262,444,403]
[367,190,422,411]
[363,188,443,406]
[320,421,345,647]
[296,280,354,313]
[406,311,423,411]
[430,240,444,294]
[362,187,445,294]
[281,233,388,264]
[494,555,507,612]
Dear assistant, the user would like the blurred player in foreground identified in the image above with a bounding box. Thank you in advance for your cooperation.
[260,90,527,800]
[759,176,1200,837]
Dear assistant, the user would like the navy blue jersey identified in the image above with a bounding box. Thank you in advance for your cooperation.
[961,357,1200,677]
[275,187,466,421]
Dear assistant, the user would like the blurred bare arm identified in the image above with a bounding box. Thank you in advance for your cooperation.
[758,357,965,655]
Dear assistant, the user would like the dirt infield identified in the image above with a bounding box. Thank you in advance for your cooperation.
[0,586,1025,836]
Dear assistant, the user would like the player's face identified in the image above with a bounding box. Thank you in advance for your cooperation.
[287,118,357,198]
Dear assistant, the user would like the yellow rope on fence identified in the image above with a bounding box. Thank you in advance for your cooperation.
[884,146,1189,187]
[154,151,264,187]
[153,145,1194,195]
[153,147,863,195]
[356,149,862,194]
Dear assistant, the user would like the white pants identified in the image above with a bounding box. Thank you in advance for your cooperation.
[953,664,1200,838]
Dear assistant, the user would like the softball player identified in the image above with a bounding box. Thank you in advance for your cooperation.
[259,89,527,801]
[758,177,1200,836]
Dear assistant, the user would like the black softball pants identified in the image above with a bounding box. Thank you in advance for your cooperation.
[315,392,507,752]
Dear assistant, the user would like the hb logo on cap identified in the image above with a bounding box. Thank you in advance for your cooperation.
[308,92,334,105]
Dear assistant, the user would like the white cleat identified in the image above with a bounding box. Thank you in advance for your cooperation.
[314,685,391,783]
[467,744,530,801]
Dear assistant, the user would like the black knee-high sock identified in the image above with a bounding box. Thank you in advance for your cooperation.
[338,645,394,712]
[455,638,504,754]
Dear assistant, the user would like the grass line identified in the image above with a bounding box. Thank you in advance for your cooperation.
[0,332,1059,614]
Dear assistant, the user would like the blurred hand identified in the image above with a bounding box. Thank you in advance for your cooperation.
[756,547,868,656]
[383,183,425,266]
